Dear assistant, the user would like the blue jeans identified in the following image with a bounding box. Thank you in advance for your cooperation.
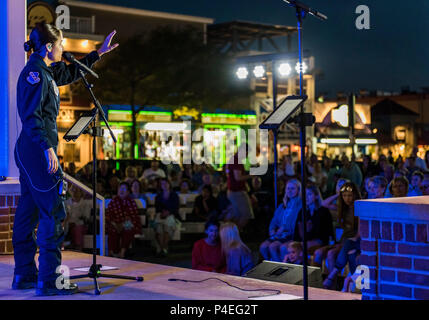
[334,238,361,274]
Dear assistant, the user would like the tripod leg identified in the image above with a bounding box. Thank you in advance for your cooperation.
[94,277,101,295]
[99,273,144,282]
[69,274,91,280]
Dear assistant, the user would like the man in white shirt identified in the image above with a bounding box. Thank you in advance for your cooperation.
[141,160,166,182]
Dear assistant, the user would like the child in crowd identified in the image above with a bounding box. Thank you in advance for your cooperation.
[283,241,303,265]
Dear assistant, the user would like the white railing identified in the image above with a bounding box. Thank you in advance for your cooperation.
[69,16,95,34]
[63,172,106,256]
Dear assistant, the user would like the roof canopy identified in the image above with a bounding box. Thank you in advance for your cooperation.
[208,20,298,54]
[371,98,419,117]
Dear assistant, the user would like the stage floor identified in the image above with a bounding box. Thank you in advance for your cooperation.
[0,251,361,300]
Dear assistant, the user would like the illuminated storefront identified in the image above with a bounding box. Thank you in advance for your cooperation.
[200,112,257,169]
[314,101,377,159]
[99,105,257,168]
[100,106,174,160]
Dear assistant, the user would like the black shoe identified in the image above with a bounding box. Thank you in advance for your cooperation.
[35,280,78,296]
[12,274,38,290]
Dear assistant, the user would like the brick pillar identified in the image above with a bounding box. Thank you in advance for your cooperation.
[356,197,429,300]
[0,195,18,254]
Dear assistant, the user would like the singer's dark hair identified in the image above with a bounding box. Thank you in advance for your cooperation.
[24,21,62,52]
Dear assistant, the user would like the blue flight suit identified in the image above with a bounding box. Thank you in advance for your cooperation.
[13,51,100,282]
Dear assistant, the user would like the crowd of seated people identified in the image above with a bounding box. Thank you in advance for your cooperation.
[61,146,429,293]
[256,147,429,292]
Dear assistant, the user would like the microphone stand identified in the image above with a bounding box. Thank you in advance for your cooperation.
[282,0,327,301]
[68,66,143,295]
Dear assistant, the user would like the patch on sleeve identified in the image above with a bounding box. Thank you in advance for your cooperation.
[26,72,40,85]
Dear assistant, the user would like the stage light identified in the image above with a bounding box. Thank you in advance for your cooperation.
[62,38,67,46]
[295,61,308,74]
[278,63,292,77]
[253,65,265,78]
[236,67,249,79]
[82,40,89,47]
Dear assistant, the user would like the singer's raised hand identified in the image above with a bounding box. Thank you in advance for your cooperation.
[97,30,119,57]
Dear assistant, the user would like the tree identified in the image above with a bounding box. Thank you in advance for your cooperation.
[82,26,251,158]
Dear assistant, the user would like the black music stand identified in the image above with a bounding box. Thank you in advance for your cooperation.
[260,95,308,209]
[64,69,143,295]
[260,94,315,299]
[280,0,327,301]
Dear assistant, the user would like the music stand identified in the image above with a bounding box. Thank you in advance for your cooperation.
[64,69,143,295]
[260,95,307,130]
[64,110,96,142]
[260,94,315,299]
[260,95,307,209]
[280,0,327,301]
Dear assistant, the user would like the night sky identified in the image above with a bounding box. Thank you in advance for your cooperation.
[32,0,429,97]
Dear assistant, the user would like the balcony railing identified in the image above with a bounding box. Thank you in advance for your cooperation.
[69,16,95,35]
[63,172,106,256]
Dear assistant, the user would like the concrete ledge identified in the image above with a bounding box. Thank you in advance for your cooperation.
[0,178,20,195]
[355,196,429,223]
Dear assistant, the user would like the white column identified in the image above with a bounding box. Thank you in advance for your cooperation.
[7,0,26,178]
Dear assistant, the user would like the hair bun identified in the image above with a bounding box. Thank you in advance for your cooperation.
[24,40,34,52]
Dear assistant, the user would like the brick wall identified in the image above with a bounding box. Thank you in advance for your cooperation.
[0,194,18,254]
[359,218,429,300]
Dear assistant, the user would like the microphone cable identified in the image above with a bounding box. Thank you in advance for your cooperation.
[15,104,62,193]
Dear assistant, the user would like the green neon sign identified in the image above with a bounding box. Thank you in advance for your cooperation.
[201,113,256,119]
[100,121,134,127]
[108,110,132,114]
[134,144,139,159]
[139,111,172,116]
[108,109,172,116]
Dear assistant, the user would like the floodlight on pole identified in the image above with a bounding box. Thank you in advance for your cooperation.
[236,66,249,79]
[295,61,308,74]
[278,63,292,77]
[253,65,265,78]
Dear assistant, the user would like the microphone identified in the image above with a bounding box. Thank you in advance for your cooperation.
[62,52,99,79]
[283,0,328,21]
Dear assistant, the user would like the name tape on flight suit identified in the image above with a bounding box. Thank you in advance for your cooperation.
[51,80,59,96]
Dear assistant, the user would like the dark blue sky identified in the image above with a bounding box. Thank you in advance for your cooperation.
[33,0,429,97]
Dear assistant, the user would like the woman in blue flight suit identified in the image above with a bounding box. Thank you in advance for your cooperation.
[13,22,118,296]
